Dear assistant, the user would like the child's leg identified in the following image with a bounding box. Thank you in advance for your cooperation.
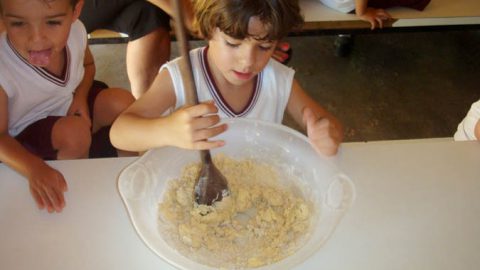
[51,116,92,159]
[127,27,171,98]
[90,87,135,133]
[15,116,61,160]
[111,1,172,98]
[89,81,135,157]
[15,116,90,160]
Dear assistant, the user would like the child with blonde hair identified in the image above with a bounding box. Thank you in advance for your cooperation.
[0,0,135,213]
[111,0,343,156]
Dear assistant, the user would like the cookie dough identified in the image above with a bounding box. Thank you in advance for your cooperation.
[158,155,312,268]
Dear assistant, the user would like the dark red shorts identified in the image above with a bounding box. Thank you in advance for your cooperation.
[368,0,431,11]
[15,80,117,160]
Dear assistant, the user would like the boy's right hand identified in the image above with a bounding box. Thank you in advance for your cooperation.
[28,163,68,213]
[358,7,391,30]
[166,101,227,150]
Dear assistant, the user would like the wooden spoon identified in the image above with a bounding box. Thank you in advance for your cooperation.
[172,0,230,205]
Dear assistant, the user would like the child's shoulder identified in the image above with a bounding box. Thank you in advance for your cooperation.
[67,20,88,51]
[263,58,295,78]
[162,46,205,70]
[71,20,87,35]
[0,35,13,93]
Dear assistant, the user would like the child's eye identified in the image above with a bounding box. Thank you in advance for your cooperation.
[225,41,240,48]
[10,21,25,27]
[47,20,62,26]
[259,45,273,51]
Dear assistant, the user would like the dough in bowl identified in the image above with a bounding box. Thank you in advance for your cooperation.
[158,154,313,268]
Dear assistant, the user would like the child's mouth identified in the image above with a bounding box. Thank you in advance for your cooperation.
[29,49,52,66]
[233,70,253,80]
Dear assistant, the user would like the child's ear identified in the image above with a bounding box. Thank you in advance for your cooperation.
[72,0,84,21]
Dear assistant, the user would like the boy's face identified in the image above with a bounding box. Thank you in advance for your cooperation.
[207,16,277,87]
[0,0,82,67]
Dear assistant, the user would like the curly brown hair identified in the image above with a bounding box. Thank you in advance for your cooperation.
[194,0,304,41]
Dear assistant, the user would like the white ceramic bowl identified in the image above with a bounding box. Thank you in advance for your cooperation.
[118,118,355,269]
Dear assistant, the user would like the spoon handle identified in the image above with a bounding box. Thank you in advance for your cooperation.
[172,1,212,165]
[172,0,199,105]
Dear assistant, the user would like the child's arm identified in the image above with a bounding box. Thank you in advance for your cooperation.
[286,79,344,156]
[0,88,67,213]
[110,68,227,152]
[354,0,391,30]
[67,46,95,126]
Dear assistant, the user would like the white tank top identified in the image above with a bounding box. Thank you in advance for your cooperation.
[161,47,295,123]
[317,0,355,13]
[454,99,480,141]
[0,20,86,136]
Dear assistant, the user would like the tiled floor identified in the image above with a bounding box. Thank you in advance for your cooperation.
[90,30,480,142]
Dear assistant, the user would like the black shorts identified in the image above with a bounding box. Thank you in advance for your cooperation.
[79,0,171,41]
[15,81,117,160]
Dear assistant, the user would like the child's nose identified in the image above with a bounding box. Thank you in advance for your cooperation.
[29,26,46,43]
[238,46,256,69]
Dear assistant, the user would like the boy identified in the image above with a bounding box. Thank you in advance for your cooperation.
[110,0,343,156]
[0,0,135,213]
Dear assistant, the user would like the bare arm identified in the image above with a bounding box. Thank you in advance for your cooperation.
[110,68,226,152]
[67,46,95,125]
[0,87,67,213]
[354,0,369,16]
[75,46,95,100]
[286,79,343,156]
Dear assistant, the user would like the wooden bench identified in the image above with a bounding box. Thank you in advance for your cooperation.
[87,29,129,44]
[88,0,480,44]
[300,0,480,34]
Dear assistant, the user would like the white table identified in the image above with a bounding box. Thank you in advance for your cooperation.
[1,139,480,270]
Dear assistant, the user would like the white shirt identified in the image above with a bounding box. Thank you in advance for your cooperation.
[454,100,480,141]
[0,20,86,136]
[318,0,355,13]
[161,47,295,123]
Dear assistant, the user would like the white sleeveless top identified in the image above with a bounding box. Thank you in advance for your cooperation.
[317,0,355,13]
[454,99,480,141]
[161,47,295,123]
[0,20,86,136]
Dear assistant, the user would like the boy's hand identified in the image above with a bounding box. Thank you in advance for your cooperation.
[166,101,227,150]
[28,162,68,213]
[303,107,342,156]
[358,8,391,30]
[67,96,91,127]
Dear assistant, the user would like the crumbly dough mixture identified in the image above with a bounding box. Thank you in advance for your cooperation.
[158,155,312,268]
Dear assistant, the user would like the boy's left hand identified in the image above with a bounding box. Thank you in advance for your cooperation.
[303,107,342,156]
[67,97,91,127]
